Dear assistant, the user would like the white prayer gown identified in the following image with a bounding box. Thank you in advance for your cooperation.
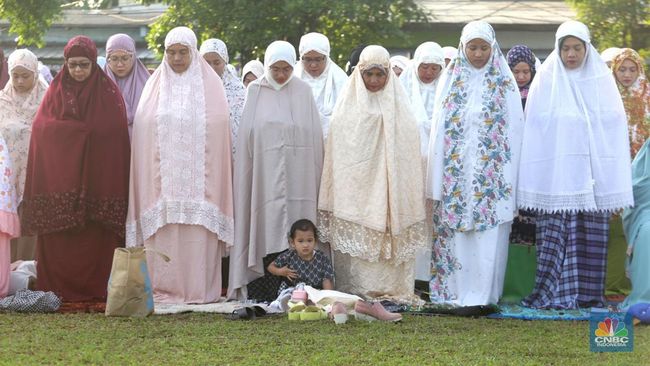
[426,21,524,306]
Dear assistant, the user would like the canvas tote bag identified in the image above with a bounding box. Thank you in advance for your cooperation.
[105,247,169,317]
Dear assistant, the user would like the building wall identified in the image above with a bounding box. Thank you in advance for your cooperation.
[0,6,163,67]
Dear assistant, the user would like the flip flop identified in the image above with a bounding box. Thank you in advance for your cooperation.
[250,305,267,318]
[227,307,256,320]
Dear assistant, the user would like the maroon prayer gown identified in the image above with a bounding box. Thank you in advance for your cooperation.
[21,36,130,302]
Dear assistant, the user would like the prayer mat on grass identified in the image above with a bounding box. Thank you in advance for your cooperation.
[58,301,105,313]
[407,303,499,317]
[487,304,592,321]
[154,301,282,315]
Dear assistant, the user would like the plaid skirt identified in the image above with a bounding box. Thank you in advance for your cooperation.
[522,211,610,309]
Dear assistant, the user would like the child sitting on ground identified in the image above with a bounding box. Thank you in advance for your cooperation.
[268,219,402,323]
[268,219,334,293]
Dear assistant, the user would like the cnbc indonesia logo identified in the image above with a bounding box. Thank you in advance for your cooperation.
[594,317,630,348]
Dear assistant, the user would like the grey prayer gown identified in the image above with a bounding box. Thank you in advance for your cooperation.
[227,76,324,300]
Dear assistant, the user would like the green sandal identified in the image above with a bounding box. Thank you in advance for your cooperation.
[287,302,306,321]
[300,306,327,321]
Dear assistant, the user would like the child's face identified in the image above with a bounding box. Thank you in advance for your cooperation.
[291,229,316,259]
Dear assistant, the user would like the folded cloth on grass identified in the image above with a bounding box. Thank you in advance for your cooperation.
[0,289,61,313]
[487,304,591,321]
[304,285,362,308]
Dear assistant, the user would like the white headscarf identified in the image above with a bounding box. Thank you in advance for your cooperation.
[263,41,296,91]
[200,38,246,153]
[517,21,633,213]
[600,47,622,65]
[298,32,329,57]
[426,20,524,232]
[400,42,445,156]
[294,32,348,139]
[442,46,457,61]
[390,55,410,74]
[200,38,229,62]
[241,60,264,83]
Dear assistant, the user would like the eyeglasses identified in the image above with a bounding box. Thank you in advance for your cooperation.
[301,56,326,65]
[67,61,92,70]
[108,55,133,64]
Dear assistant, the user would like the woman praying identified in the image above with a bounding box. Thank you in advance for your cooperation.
[126,27,234,304]
[104,33,150,140]
[519,21,633,309]
[21,36,131,301]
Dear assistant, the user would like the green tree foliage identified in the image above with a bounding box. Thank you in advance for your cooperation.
[567,0,649,56]
[143,0,427,66]
[0,0,62,47]
[0,0,118,47]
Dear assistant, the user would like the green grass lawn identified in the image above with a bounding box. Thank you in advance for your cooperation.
[0,313,647,365]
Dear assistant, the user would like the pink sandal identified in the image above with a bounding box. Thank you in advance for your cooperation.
[354,300,402,322]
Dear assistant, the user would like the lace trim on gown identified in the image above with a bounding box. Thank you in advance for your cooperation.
[125,199,234,247]
[318,210,427,264]
[517,189,633,213]
[157,56,207,202]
